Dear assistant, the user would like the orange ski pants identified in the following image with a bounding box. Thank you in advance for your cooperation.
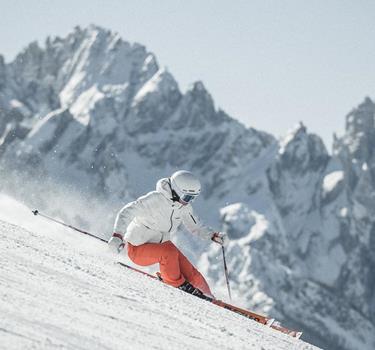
[127,241,212,296]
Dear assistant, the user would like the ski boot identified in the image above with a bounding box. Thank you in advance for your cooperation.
[178,281,211,301]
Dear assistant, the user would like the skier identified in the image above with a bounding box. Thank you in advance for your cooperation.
[108,170,225,298]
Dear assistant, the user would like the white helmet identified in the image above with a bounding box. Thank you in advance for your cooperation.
[170,170,201,204]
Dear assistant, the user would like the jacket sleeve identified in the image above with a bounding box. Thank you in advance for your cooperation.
[113,194,150,236]
[182,206,213,240]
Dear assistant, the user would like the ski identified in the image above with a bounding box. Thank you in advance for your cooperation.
[32,209,302,340]
[117,262,302,339]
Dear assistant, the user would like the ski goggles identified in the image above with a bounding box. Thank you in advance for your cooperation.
[179,193,197,204]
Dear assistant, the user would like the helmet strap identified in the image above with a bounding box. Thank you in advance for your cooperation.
[168,178,180,202]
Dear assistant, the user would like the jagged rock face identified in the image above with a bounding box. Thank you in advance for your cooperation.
[335,97,375,163]
[267,124,329,231]
[1,25,375,350]
[202,100,375,350]
[332,99,375,327]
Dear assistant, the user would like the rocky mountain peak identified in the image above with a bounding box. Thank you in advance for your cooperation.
[345,97,375,136]
[186,80,213,105]
[3,25,160,118]
[279,122,306,152]
[190,80,207,92]
[176,80,223,129]
[126,68,182,135]
[278,122,328,174]
[334,97,375,168]
[133,68,179,104]
[267,123,328,232]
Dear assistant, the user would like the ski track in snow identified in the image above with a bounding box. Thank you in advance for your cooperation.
[0,218,320,350]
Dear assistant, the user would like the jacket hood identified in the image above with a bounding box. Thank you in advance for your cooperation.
[156,177,172,200]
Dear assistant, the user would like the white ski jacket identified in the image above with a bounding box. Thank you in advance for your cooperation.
[114,178,213,246]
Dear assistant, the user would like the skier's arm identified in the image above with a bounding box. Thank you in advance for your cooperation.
[113,196,148,236]
[182,206,213,240]
[109,196,150,252]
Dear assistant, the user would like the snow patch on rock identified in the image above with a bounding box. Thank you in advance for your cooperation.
[322,171,344,195]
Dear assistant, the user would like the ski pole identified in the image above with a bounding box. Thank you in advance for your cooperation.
[221,245,232,301]
[32,209,108,243]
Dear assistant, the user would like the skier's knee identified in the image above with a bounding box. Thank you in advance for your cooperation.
[161,242,178,260]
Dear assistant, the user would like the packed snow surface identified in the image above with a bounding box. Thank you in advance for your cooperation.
[0,197,319,350]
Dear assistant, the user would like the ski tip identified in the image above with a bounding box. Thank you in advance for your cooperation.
[295,331,303,339]
[288,330,303,339]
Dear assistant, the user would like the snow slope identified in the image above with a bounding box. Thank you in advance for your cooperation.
[0,197,319,350]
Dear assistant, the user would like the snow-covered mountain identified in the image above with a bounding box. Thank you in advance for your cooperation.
[0,25,374,349]
[0,25,272,212]
[202,112,375,350]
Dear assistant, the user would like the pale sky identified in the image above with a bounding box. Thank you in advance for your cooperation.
[1,0,375,149]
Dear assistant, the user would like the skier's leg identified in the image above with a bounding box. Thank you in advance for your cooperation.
[127,242,185,287]
[177,248,213,297]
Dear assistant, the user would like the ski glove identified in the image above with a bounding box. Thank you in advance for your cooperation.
[108,233,125,253]
[211,232,226,245]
